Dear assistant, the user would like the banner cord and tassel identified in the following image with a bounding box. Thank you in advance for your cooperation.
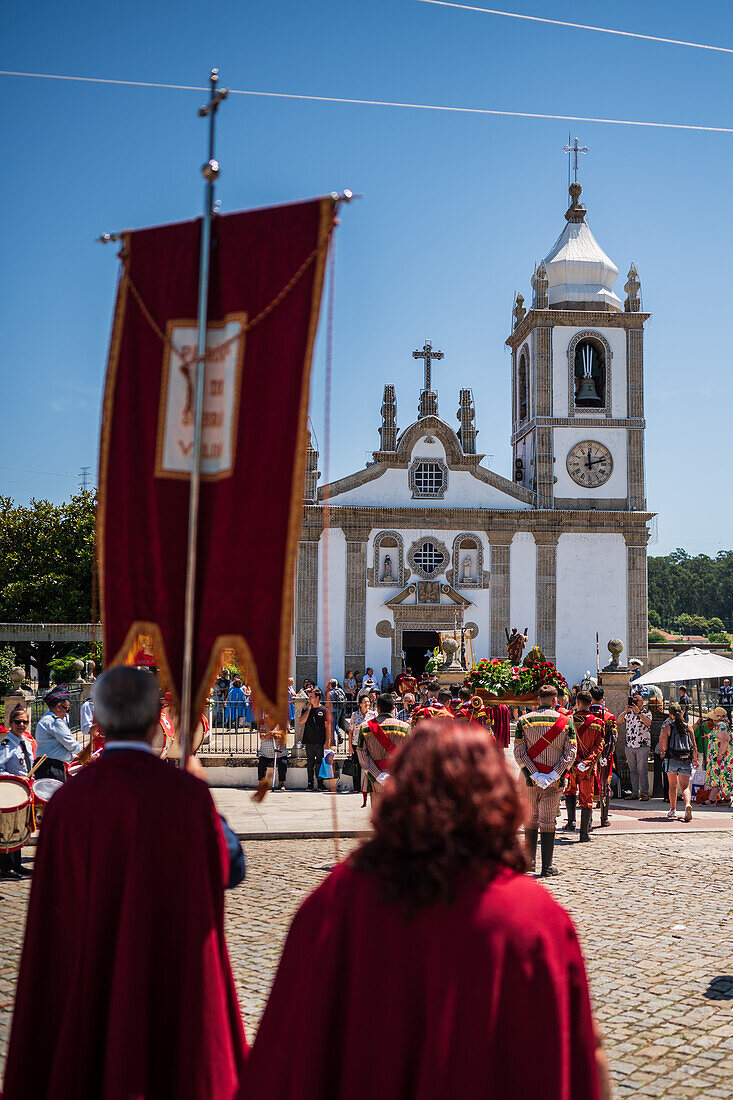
[119,233,333,371]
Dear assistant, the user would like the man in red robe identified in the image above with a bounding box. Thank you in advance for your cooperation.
[3,667,248,1100]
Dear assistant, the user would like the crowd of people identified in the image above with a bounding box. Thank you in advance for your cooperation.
[3,657,732,1097]
[1,667,610,1099]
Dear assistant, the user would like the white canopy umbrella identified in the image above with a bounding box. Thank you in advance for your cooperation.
[634,647,733,728]
[634,647,733,686]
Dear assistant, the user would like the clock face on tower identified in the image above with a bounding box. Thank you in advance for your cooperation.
[566,440,613,487]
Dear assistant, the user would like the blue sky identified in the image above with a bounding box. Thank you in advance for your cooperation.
[2,0,732,555]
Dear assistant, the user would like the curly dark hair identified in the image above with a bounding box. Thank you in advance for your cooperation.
[351,720,526,910]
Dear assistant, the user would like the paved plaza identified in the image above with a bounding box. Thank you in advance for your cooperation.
[2,829,733,1097]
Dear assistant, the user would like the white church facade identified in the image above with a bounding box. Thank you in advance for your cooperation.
[294,179,652,687]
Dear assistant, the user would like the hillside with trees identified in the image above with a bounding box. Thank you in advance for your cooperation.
[647,549,733,638]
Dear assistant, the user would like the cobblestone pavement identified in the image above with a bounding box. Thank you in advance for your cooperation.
[2,833,733,1097]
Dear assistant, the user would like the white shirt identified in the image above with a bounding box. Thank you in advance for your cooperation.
[81,699,94,735]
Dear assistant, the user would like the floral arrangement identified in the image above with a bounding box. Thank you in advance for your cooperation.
[424,646,445,673]
[465,657,568,699]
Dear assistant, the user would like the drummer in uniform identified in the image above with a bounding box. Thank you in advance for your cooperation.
[0,705,34,877]
[34,689,81,782]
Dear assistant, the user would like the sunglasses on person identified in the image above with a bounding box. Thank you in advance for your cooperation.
[11,718,29,726]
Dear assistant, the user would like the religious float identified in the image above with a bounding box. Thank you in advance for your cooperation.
[465,629,569,707]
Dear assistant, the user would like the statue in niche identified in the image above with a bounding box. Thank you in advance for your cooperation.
[382,555,394,582]
[461,555,472,584]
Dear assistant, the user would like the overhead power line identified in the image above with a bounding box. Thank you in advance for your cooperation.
[0,464,76,479]
[415,1,733,56]
[1,69,733,133]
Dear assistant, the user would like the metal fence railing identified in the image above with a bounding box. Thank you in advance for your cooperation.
[198,699,366,756]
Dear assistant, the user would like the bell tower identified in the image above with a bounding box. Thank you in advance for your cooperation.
[506,174,649,514]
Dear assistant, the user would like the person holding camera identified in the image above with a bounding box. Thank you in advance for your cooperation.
[659,701,698,821]
[298,688,328,791]
[620,691,652,800]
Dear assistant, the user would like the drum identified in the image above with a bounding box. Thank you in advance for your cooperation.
[0,775,33,853]
[33,778,63,828]
[152,711,176,759]
[166,715,209,760]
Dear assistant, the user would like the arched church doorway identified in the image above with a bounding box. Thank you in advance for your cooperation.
[402,630,441,678]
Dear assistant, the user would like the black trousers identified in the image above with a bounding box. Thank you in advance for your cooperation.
[0,848,22,873]
[257,756,288,786]
[34,758,66,783]
[652,753,669,801]
[305,744,325,789]
[351,751,362,793]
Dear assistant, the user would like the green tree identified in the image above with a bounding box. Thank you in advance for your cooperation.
[707,617,726,635]
[649,550,733,626]
[0,491,98,687]
[0,646,19,695]
[0,490,97,622]
[648,609,661,628]
[47,645,103,685]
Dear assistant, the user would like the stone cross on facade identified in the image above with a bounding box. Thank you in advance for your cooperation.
[563,137,588,185]
[413,340,444,419]
[413,340,444,393]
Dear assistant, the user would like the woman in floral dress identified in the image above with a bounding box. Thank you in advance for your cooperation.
[705,707,733,803]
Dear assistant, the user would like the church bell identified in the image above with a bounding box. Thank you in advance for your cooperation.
[576,343,601,404]
[576,375,600,402]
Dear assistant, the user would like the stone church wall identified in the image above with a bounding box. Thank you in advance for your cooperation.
[510,532,537,644]
[316,528,346,684]
[555,533,627,680]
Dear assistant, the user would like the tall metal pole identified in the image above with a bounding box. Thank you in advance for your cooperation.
[179,68,228,767]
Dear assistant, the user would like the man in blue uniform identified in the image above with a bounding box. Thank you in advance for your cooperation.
[34,689,82,781]
[0,705,34,877]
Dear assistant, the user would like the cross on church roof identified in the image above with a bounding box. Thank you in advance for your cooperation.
[563,136,588,185]
[412,340,444,393]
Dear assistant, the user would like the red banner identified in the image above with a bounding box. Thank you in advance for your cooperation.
[98,197,335,728]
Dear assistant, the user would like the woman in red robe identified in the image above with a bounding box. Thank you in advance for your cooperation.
[244,721,608,1100]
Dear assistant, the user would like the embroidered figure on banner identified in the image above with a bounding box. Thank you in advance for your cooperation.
[154,312,247,481]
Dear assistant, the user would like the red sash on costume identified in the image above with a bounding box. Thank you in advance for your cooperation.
[527,714,569,773]
[365,719,398,764]
[573,711,602,762]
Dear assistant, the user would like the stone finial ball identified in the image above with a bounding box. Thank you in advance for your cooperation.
[9,666,25,686]
[442,637,460,658]
[607,638,624,659]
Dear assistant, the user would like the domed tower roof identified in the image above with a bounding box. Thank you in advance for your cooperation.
[542,182,622,312]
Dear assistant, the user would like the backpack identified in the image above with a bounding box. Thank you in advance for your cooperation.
[668,721,692,762]
[330,685,346,705]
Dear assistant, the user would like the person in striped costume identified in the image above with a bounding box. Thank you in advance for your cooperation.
[564,691,605,841]
[410,686,454,728]
[590,685,617,828]
[513,684,577,877]
[357,693,410,807]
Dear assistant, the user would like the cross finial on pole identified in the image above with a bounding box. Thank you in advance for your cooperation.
[179,68,228,768]
[563,136,588,186]
[412,340,444,393]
